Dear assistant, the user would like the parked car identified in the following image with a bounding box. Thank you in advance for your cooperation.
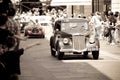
[50,18,100,60]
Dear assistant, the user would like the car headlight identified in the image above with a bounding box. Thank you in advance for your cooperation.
[63,38,69,45]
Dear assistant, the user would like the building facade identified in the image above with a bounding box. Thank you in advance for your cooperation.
[67,0,120,18]
[111,0,120,12]
[13,0,120,16]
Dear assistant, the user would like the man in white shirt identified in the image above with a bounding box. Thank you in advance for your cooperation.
[90,12,103,39]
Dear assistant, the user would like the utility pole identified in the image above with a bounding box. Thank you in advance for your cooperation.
[98,0,99,11]
[71,5,74,17]
[92,0,94,13]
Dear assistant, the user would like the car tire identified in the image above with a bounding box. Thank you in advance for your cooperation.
[50,36,54,46]
[57,43,64,60]
[57,52,64,60]
[92,51,99,60]
[83,51,88,59]
[41,35,45,38]
[50,36,56,56]
[50,47,56,57]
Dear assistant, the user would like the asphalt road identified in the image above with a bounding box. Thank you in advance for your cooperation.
[18,38,120,80]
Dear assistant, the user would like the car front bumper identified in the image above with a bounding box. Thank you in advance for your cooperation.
[60,47,99,53]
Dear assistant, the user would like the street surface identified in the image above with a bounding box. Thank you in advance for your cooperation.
[18,38,120,80]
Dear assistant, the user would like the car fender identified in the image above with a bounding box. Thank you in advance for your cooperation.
[50,36,55,47]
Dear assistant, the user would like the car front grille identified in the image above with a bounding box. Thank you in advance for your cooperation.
[32,28,39,33]
[72,35,86,51]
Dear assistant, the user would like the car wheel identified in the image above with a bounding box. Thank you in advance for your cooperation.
[57,51,64,60]
[57,44,64,60]
[50,47,56,57]
[50,36,56,56]
[83,51,88,59]
[92,51,99,60]
[41,34,45,38]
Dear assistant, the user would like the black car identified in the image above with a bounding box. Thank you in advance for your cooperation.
[50,18,100,60]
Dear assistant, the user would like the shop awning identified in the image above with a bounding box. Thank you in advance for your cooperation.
[50,0,91,6]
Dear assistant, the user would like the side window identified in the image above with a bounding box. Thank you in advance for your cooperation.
[54,21,61,31]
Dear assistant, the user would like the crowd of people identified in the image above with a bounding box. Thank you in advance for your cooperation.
[15,8,67,24]
[89,11,120,45]
[0,1,27,80]
[0,1,43,79]
[22,7,120,46]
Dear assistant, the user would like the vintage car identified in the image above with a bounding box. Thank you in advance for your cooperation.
[50,18,100,60]
[24,16,52,38]
[24,19,45,38]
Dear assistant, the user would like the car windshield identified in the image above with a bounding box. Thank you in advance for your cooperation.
[41,23,48,26]
[61,21,89,34]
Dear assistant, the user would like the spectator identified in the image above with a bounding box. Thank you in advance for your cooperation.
[90,12,103,39]
[114,12,120,44]
[0,3,27,79]
[6,7,27,50]
[107,11,116,45]
[0,14,24,80]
